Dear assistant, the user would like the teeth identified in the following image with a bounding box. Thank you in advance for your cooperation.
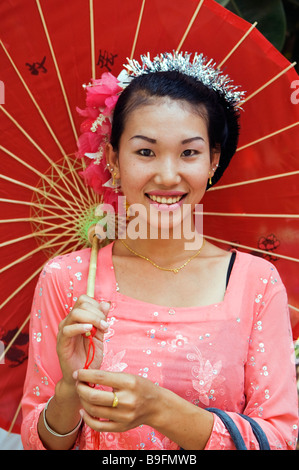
[148,194,183,204]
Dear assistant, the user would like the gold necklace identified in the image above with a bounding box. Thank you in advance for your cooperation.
[120,239,205,274]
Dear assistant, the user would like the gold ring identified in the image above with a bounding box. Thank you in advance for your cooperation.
[112,392,119,408]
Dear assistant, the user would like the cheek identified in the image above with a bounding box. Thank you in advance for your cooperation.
[119,155,151,186]
[188,163,210,187]
[119,166,145,202]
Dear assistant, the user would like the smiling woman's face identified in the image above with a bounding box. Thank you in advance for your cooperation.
[106,97,220,231]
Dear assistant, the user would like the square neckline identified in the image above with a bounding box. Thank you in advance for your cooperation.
[104,241,239,311]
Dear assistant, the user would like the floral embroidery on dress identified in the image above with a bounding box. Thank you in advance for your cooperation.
[103,316,118,354]
[168,332,188,352]
[102,349,128,372]
[187,346,225,406]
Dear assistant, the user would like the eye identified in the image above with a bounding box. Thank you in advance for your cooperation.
[181,149,198,157]
[137,149,155,157]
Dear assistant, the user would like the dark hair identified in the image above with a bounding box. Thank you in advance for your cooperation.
[110,71,240,187]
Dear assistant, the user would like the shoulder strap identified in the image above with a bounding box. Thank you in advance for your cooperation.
[226,251,236,288]
[207,408,271,450]
[238,414,270,450]
[206,408,247,450]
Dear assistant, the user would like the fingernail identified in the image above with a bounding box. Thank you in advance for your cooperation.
[100,319,109,330]
[101,301,110,311]
[73,370,78,380]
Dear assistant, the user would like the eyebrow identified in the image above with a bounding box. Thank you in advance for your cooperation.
[181,137,205,144]
[130,135,205,144]
[130,135,157,144]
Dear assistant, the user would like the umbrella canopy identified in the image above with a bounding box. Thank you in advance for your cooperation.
[0,0,298,438]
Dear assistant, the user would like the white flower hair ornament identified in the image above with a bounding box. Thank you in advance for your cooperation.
[124,51,245,110]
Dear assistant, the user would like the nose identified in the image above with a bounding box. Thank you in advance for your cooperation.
[153,156,181,187]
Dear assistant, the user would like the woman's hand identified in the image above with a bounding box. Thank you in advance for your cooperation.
[56,295,110,386]
[73,369,161,433]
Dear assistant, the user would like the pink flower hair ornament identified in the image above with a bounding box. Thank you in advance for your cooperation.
[75,72,124,211]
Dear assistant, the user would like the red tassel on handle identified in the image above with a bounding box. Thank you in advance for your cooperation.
[82,326,97,370]
[82,326,101,449]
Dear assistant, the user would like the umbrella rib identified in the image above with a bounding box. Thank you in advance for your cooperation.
[0,217,37,224]
[0,198,83,222]
[35,0,78,142]
[0,234,84,311]
[89,0,96,79]
[8,399,23,435]
[36,0,96,211]
[0,198,91,233]
[0,145,85,213]
[236,121,299,152]
[63,153,94,208]
[204,234,299,263]
[176,0,205,52]
[0,221,79,248]
[0,173,83,221]
[0,38,66,157]
[210,170,299,191]
[200,212,299,219]
[0,226,77,274]
[0,41,89,208]
[241,62,297,105]
[0,105,91,208]
[44,151,94,208]
[130,0,146,60]
[217,22,258,69]
[0,216,64,224]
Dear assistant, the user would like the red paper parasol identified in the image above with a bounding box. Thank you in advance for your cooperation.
[0,0,298,444]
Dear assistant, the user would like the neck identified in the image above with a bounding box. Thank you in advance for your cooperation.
[119,231,204,265]
[117,207,204,264]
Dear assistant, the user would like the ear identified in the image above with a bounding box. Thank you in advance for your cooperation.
[210,148,220,176]
[105,143,120,179]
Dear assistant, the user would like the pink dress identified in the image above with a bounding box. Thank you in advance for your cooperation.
[21,242,298,450]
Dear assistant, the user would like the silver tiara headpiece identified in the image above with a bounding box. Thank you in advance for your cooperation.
[123,51,245,110]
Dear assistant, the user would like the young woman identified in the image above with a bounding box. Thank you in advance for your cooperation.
[21,53,298,450]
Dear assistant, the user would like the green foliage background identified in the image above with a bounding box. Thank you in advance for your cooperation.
[216,0,299,71]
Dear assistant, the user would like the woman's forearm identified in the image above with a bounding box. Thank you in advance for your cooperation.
[37,379,82,450]
[150,387,214,450]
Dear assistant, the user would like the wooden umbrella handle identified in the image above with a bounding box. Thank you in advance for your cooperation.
[86,226,99,298]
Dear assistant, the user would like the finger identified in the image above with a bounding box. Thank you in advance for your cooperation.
[74,369,129,390]
[75,294,102,308]
[76,295,110,316]
[66,307,109,331]
[76,386,121,423]
[63,319,109,338]
[98,301,111,316]
[79,408,122,433]
[62,323,95,338]
[76,383,116,408]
